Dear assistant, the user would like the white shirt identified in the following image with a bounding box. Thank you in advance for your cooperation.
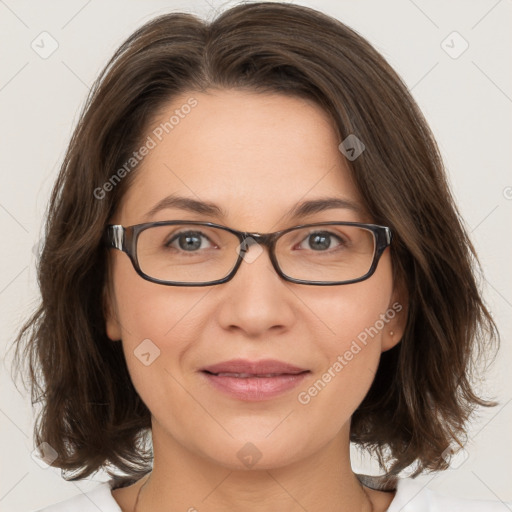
[33,477,511,511]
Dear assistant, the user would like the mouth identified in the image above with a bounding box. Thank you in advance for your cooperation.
[203,371,307,378]
[200,359,310,401]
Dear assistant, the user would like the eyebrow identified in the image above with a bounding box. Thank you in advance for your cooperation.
[143,194,362,222]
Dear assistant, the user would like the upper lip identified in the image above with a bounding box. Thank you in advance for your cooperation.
[201,359,309,375]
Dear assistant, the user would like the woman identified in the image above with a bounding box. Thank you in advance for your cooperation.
[14,2,506,511]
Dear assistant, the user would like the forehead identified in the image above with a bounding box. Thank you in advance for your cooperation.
[116,89,366,228]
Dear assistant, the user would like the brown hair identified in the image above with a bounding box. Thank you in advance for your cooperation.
[11,1,498,484]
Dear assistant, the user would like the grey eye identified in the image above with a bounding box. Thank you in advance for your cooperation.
[167,231,212,251]
[299,231,344,251]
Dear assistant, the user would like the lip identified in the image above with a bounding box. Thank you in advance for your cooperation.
[201,359,308,375]
[200,359,310,401]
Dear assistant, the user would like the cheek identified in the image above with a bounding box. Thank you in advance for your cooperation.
[295,255,395,422]
[111,247,209,339]
[300,253,394,358]
[110,257,207,393]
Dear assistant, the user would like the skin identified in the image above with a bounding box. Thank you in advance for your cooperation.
[106,89,406,512]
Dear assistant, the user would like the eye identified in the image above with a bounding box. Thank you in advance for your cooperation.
[166,230,215,252]
[297,231,346,251]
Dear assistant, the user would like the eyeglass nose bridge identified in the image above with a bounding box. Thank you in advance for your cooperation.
[237,231,282,259]
[235,232,286,278]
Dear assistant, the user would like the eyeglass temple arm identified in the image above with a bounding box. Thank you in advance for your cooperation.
[105,225,125,251]
[379,227,392,250]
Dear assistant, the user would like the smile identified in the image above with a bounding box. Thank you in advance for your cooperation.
[199,358,311,401]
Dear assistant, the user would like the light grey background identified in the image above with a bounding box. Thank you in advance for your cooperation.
[0,0,511,510]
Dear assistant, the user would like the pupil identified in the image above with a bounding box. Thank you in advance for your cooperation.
[310,233,330,250]
[179,232,202,251]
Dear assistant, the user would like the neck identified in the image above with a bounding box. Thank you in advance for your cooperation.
[133,421,375,512]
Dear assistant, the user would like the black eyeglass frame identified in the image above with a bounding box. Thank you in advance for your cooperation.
[104,220,392,287]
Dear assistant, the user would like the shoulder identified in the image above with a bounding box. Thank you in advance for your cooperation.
[31,481,121,512]
[387,477,511,511]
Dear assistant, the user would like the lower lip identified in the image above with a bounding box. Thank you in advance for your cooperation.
[201,371,309,401]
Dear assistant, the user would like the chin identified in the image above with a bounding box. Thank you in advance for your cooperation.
[191,431,313,472]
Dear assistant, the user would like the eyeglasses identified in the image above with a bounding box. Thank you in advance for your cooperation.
[104,220,392,286]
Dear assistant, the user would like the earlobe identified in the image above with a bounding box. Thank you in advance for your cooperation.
[381,285,408,352]
[382,327,402,351]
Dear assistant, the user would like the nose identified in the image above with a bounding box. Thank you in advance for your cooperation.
[215,240,297,338]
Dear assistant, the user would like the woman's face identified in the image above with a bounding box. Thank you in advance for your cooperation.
[106,89,405,470]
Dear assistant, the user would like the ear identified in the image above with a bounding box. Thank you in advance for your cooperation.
[103,282,122,341]
[381,280,408,352]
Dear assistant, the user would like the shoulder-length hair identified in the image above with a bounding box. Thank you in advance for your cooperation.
[12,1,498,483]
